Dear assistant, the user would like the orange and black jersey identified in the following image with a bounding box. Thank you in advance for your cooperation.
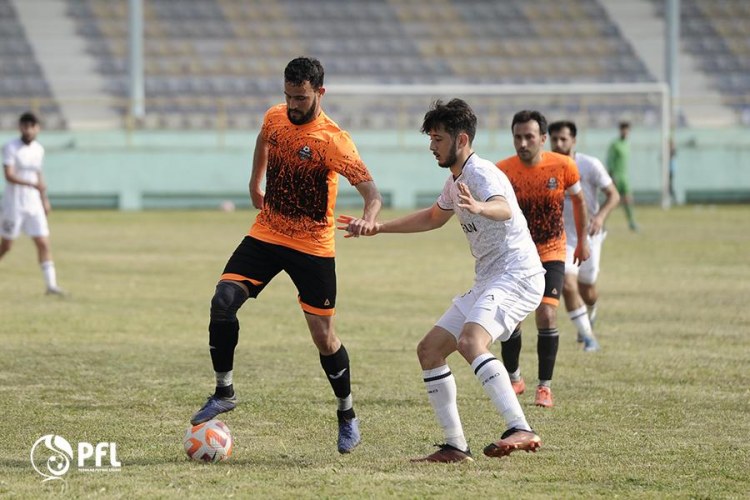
[249,104,373,257]
[497,152,580,262]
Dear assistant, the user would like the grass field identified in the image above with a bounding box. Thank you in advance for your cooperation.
[1,205,749,499]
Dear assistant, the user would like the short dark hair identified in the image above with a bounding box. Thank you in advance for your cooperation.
[511,110,547,135]
[284,57,324,89]
[619,121,631,130]
[420,98,477,143]
[548,120,577,137]
[19,111,39,125]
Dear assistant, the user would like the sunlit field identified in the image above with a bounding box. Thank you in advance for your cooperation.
[1,205,748,498]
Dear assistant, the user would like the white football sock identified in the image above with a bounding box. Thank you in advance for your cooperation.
[570,305,594,339]
[471,353,530,431]
[337,394,353,412]
[588,303,598,324]
[40,260,58,289]
[423,365,467,451]
[215,370,233,388]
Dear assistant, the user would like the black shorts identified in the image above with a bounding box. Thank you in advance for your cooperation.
[220,236,336,316]
[541,260,565,307]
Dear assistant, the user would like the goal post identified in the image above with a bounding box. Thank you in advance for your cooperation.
[326,82,672,209]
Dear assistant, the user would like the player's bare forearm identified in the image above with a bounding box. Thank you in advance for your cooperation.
[573,240,590,265]
[337,181,383,237]
[4,165,37,188]
[249,132,268,208]
[456,184,510,221]
[477,197,511,221]
[356,181,382,223]
[571,193,588,242]
[380,204,451,233]
[599,184,620,220]
[338,203,450,238]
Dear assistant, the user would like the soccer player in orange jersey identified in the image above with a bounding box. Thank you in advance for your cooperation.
[496,110,589,408]
[190,57,382,454]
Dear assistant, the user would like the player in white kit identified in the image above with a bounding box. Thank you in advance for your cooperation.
[549,121,619,350]
[338,99,545,463]
[1,112,65,295]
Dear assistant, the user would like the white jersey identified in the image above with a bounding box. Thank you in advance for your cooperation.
[2,137,45,215]
[564,152,612,244]
[436,153,543,287]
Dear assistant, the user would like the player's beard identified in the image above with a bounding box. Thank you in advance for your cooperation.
[287,97,318,125]
[517,148,536,163]
[437,139,459,169]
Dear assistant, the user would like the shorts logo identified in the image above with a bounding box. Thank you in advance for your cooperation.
[324,299,330,306]
[298,145,313,160]
[547,177,558,189]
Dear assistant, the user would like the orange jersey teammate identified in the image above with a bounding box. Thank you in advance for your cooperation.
[248,104,373,258]
[190,57,382,455]
[496,110,589,408]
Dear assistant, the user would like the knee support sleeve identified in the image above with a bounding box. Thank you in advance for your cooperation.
[210,281,248,322]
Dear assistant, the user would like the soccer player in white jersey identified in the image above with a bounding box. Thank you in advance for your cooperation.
[549,120,619,351]
[1,112,65,295]
[338,99,545,463]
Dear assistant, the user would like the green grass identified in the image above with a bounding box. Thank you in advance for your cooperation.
[1,205,749,499]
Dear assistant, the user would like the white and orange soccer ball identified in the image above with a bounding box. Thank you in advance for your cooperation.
[183,420,233,462]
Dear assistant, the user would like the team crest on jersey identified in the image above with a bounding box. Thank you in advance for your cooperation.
[546,177,558,189]
[298,145,313,160]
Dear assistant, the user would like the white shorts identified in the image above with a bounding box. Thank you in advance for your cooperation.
[1,210,49,239]
[565,230,606,285]
[435,272,544,343]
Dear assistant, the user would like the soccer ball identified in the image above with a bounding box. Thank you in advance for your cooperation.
[183,420,233,462]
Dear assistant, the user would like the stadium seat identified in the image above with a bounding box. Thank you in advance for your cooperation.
[54,0,667,129]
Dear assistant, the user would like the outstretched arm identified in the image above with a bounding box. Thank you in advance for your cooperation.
[337,202,453,238]
[249,132,268,209]
[342,181,382,237]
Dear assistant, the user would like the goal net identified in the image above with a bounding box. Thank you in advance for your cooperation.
[324,82,672,209]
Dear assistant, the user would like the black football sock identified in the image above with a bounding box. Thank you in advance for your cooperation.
[501,327,522,375]
[320,345,355,420]
[537,328,560,383]
[215,384,234,399]
[209,320,239,397]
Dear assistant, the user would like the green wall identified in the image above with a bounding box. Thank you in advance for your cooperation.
[1,127,749,210]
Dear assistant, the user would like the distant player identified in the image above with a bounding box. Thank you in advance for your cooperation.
[339,99,544,463]
[549,120,620,351]
[496,110,589,408]
[1,112,65,296]
[189,57,382,455]
[607,121,639,231]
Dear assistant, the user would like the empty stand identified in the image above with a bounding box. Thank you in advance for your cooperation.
[651,0,750,122]
[59,0,671,129]
[0,0,65,129]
